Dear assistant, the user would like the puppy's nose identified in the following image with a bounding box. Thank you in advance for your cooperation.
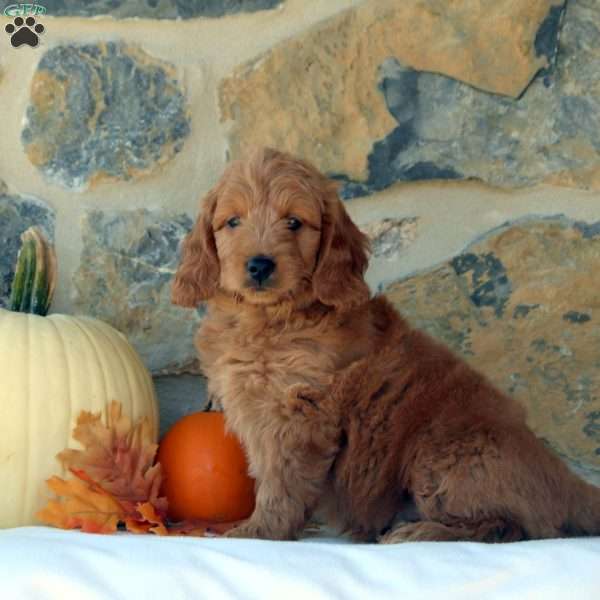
[246,255,276,284]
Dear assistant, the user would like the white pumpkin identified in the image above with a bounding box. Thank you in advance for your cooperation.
[0,228,158,528]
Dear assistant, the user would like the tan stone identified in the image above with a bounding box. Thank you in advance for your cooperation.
[547,166,600,192]
[384,218,600,478]
[220,0,561,181]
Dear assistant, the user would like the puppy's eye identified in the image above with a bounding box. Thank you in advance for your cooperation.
[287,217,302,231]
[227,216,241,229]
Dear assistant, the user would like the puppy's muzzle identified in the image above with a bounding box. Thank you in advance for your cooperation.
[246,255,276,286]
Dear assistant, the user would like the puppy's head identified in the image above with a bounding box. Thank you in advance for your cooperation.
[172,148,370,311]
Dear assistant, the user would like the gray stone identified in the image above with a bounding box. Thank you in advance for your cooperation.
[336,0,600,198]
[574,220,600,239]
[7,0,282,19]
[154,374,210,439]
[361,218,418,259]
[22,42,190,189]
[0,183,55,308]
[73,209,202,373]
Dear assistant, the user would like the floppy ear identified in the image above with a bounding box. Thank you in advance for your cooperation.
[312,185,370,311]
[172,189,220,307]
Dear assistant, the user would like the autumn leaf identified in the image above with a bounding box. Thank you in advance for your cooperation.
[126,502,169,536]
[37,475,124,534]
[37,401,170,535]
[58,401,165,507]
[37,401,230,537]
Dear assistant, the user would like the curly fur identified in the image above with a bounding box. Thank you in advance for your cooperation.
[173,148,600,543]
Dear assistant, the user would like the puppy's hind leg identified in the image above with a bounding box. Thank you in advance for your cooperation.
[379,518,525,544]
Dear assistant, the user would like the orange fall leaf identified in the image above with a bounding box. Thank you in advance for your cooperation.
[37,475,124,534]
[58,401,163,506]
[37,401,232,537]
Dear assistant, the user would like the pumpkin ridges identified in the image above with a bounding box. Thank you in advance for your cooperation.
[64,315,112,429]
[98,319,144,433]
[71,315,159,439]
[0,311,27,527]
[30,314,75,522]
[78,317,148,434]
[22,312,32,525]
[81,316,159,441]
[124,335,159,441]
[43,314,75,482]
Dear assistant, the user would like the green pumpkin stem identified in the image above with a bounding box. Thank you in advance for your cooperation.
[18,239,36,313]
[8,238,32,312]
[8,227,57,316]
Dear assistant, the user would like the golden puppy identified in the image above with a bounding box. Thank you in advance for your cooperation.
[172,148,600,542]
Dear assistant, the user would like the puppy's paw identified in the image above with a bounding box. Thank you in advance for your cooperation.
[378,521,465,543]
[378,521,415,544]
[221,519,263,539]
[222,518,295,541]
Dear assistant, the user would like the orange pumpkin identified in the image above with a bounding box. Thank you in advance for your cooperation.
[157,412,255,523]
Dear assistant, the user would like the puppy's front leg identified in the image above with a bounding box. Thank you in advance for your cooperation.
[224,386,341,540]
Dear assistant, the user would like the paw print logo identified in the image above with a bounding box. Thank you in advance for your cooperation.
[5,16,45,48]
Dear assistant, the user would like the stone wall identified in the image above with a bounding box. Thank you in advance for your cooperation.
[1,0,600,481]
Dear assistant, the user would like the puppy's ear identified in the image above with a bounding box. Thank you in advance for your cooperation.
[313,185,370,311]
[172,189,220,307]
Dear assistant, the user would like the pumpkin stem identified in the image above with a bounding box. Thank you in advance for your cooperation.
[8,227,57,316]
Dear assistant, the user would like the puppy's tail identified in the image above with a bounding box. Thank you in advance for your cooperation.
[566,475,600,536]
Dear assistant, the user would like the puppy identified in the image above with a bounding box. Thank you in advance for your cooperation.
[172,148,600,542]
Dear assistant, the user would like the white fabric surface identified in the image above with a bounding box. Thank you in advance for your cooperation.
[0,527,599,600]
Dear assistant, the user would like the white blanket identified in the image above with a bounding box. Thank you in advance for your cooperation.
[0,527,599,600]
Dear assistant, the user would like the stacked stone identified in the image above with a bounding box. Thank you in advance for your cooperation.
[1,0,600,473]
